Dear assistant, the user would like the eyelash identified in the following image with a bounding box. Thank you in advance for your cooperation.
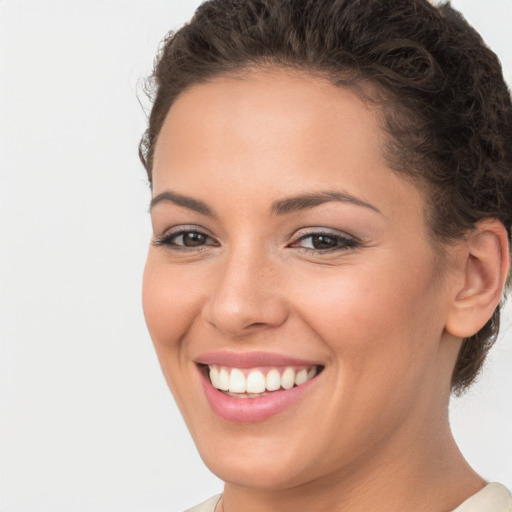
[289,231,360,252]
[153,228,360,253]
[153,229,218,250]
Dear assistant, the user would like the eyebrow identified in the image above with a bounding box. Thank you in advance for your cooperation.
[150,189,381,217]
[150,191,215,217]
[271,191,381,215]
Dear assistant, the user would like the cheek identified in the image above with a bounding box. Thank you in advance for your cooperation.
[293,256,443,382]
[142,255,208,414]
[142,254,203,354]
[290,268,444,447]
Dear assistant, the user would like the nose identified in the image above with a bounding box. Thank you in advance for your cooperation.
[203,246,289,336]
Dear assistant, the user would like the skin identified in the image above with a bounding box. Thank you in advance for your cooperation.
[143,69,505,511]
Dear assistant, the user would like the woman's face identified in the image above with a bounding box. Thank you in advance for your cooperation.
[143,70,460,489]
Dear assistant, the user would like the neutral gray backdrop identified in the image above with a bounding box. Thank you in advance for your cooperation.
[0,1,511,511]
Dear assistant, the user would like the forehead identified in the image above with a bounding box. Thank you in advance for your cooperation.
[154,69,383,181]
[152,68,426,229]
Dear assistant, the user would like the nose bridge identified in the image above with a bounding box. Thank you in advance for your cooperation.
[204,238,288,335]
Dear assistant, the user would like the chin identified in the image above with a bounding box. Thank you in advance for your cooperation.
[191,424,324,491]
[204,454,309,490]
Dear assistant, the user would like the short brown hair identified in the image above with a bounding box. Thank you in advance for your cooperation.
[139,0,512,394]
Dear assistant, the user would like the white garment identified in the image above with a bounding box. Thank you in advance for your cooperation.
[452,483,512,512]
[182,483,512,512]
[183,494,222,512]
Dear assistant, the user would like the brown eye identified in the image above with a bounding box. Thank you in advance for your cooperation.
[309,234,339,250]
[174,232,209,247]
[291,231,359,252]
[154,229,218,249]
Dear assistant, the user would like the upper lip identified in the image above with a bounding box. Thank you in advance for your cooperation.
[195,351,322,368]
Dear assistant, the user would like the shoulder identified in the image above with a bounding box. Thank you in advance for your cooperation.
[181,494,222,512]
[452,483,512,512]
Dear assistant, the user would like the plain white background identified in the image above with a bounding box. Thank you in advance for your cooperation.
[0,1,511,511]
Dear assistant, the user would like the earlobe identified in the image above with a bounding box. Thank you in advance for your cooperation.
[445,220,510,338]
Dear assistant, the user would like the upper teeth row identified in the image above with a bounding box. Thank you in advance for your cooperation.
[208,365,318,394]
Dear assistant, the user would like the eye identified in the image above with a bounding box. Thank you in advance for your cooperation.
[290,231,359,252]
[153,229,218,249]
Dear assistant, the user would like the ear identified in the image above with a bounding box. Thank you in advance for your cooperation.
[445,219,510,338]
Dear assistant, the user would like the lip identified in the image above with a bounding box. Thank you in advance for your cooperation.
[196,350,322,368]
[196,351,323,423]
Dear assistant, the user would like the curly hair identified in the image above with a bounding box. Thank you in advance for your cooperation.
[139,0,512,394]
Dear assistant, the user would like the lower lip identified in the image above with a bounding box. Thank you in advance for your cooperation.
[198,367,319,423]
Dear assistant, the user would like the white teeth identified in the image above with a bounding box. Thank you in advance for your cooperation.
[218,368,230,391]
[209,364,320,395]
[229,368,246,393]
[295,368,308,386]
[246,371,266,393]
[266,369,281,391]
[209,366,230,391]
[281,367,295,389]
[209,366,220,388]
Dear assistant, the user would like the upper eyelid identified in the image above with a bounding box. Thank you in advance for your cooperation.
[290,227,358,241]
[158,224,214,238]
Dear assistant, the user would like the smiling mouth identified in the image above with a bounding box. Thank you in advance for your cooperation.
[203,364,324,398]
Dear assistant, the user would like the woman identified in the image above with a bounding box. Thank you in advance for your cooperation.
[139,0,512,510]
